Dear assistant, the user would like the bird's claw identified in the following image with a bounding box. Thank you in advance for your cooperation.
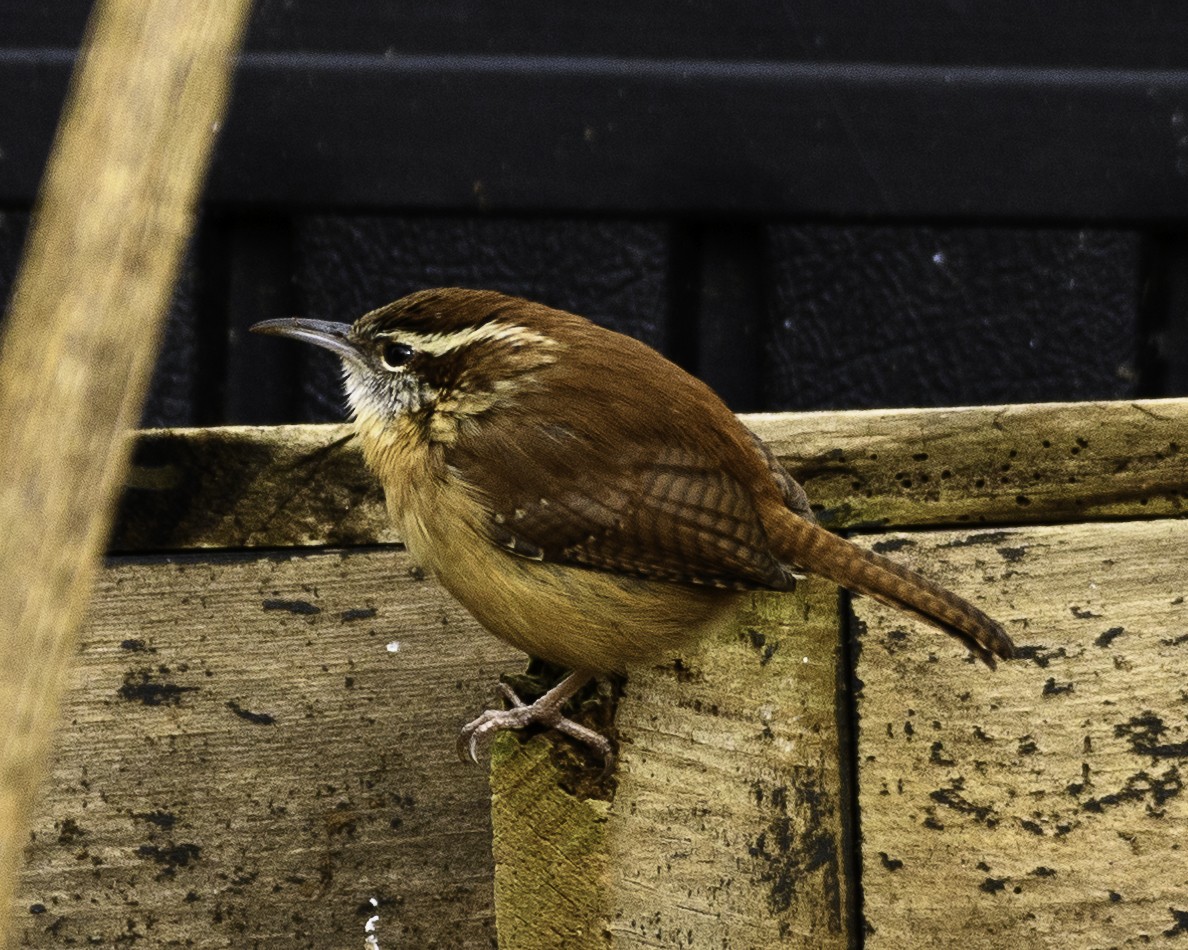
[456,683,529,764]
[456,672,615,771]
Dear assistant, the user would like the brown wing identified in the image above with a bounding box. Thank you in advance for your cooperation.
[445,414,799,591]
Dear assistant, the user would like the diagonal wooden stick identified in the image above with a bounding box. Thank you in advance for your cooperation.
[0,1,251,942]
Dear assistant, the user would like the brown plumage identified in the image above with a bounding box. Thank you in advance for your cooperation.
[253,288,1015,761]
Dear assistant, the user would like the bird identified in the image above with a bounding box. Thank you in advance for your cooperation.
[252,288,1015,766]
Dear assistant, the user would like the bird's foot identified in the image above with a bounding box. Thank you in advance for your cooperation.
[457,671,614,771]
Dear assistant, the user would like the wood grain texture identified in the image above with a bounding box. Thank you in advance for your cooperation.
[17,547,523,948]
[754,398,1187,529]
[490,737,612,949]
[111,399,1188,552]
[855,520,1188,948]
[491,579,852,948]
[0,0,250,939]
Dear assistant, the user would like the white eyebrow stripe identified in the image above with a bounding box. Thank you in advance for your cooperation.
[376,321,556,355]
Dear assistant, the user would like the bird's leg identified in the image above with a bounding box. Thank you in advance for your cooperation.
[457,670,613,768]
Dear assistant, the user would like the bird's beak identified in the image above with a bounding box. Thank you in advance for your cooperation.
[250,318,367,371]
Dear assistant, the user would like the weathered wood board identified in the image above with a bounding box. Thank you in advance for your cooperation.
[491,578,852,949]
[17,547,522,948]
[111,398,1186,552]
[607,580,850,948]
[114,426,397,551]
[9,400,1186,947]
[856,519,1188,948]
[758,398,1186,529]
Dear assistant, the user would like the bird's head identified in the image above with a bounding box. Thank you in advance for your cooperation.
[251,288,564,445]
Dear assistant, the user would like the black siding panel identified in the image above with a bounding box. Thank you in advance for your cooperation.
[764,225,1140,410]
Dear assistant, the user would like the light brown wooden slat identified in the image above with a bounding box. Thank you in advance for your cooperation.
[855,519,1188,948]
[753,397,1187,529]
[490,578,852,949]
[111,398,1187,552]
[17,547,523,948]
[489,739,613,949]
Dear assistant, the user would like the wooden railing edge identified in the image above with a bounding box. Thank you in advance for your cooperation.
[112,397,1187,553]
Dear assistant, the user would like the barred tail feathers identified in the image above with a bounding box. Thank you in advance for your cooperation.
[768,511,1015,667]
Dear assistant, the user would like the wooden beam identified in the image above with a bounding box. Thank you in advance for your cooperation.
[111,398,1188,552]
[491,579,852,948]
[114,425,396,551]
[758,398,1187,529]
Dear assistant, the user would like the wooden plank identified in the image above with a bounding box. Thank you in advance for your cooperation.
[757,398,1187,529]
[489,738,613,949]
[16,547,523,948]
[111,398,1188,551]
[490,578,852,948]
[113,424,394,551]
[855,519,1188,947]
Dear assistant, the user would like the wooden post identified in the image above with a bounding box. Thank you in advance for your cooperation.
[491,580,853,948]
[0,1,250,943]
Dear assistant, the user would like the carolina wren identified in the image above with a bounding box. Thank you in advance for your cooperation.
[253,288,1014,764]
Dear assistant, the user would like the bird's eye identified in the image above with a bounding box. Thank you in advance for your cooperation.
[380,340,414,370]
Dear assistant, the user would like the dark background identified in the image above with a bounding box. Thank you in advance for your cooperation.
[2,2,1187,426]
